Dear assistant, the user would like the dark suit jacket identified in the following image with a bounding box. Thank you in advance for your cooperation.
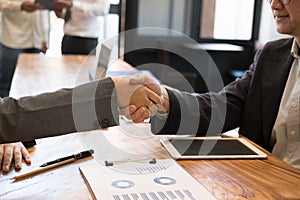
[151,38,294,151]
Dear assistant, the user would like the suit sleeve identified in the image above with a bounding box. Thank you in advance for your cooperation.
[0,78,119,143]
[151,51,260,136]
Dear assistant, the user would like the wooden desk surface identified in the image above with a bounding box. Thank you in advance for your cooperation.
[1,53,300,199]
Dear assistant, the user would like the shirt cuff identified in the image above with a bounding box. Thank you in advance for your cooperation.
[155,110,169,120]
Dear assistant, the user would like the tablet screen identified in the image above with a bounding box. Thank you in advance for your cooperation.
[170,139,257,156]
[160,137,268,159]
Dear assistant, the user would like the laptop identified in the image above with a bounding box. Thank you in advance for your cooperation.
[89,43,113,81]
[89,42,160,83]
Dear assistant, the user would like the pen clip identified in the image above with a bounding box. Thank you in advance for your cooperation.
[74,153,82,159]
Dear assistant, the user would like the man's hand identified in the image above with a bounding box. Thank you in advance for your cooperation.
[53,0,73,10]
[117,74,169,123]
[21,1,42,12]
[0,142,31,173]
[41,41,48,54]
[129,74,163,96]
[113,76,163,119]
[128,74,170,123]
[125,105,152,123]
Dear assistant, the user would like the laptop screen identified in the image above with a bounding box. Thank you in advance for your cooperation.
[89,43,113,80]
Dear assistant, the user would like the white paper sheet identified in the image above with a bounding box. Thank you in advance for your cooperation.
[80,159,216,200]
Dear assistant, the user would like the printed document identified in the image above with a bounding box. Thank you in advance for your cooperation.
[80,159,216,200]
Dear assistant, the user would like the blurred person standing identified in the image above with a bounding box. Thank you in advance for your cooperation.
[0,0,50,97]
[53,0,110,55]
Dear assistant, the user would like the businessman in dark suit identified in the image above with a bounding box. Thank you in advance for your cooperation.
[128,0,300,169]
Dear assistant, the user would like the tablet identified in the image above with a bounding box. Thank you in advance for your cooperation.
[160,137,268,159]
[35,0,54,10]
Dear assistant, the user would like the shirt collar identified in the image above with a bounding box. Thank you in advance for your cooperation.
[291,39,300,58]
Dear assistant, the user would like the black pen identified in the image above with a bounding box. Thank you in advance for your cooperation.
[12,149,94,180]
[40,149,94,167]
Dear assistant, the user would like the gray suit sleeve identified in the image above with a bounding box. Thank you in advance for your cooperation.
[0,77,119,143]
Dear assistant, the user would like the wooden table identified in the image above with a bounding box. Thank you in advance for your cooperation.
[1,53,300,199]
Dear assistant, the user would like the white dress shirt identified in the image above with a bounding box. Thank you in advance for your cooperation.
[0,0,49,49]
[271,39,300,169]
[63,0,110,38]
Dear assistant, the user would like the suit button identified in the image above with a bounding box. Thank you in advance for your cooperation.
[100,119,110,128]
[291,102,297,108]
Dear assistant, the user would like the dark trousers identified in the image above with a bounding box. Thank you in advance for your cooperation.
[0,43,41,97]
[61,35,98,55]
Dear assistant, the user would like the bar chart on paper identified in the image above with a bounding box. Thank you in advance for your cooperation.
[79,159,216,200]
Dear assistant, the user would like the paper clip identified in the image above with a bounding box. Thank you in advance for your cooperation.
[105,158,156,167]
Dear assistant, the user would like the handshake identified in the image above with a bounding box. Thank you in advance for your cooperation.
[112,74,169,123]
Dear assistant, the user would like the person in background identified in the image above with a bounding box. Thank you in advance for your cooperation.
[0,0,50,97]
[0,75,162,172]
[128,0,300,170]
[0,0,50,173]
[53,0,110,55]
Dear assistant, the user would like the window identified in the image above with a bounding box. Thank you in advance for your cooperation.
[193,0,262,43]
[200,0,255,40]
